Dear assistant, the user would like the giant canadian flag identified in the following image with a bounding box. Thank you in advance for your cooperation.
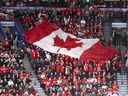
[25,19,118,64]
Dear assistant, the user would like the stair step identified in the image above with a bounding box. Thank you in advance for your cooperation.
[118,82,128,85]
[23,57,46,96]
[119,87,128,90]
[117,79,127,81]
[34,87,42,90]
[117,73,128,96]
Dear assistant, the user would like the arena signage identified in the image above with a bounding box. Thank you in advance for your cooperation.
[112,23,127,28]
[0,21,15,27]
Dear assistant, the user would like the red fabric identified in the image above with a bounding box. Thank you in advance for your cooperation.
[60,66,65,73]
[31,49,40,60]
[0,67,10,74]
[56,65,61,72]
[84,64,89,72]
[54,35,83,50]
[112,83,119,91]
[25,19,58,44]
[3,40,10,48]
[88,65,94,73]
[97,76,101,83]
[80,41,119,65]
[64,36,82,49]
[54,35,64,47]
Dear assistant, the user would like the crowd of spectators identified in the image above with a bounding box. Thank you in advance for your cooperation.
[0,1,127,95]
[0,0,93,7]
[25,44,124,96]
[12,7,104,38]
[0,0,127,8]
[0,34,38,96]
[0,3,128,38]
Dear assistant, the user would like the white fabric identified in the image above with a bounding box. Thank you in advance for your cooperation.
[46,53,51,61]
[102,85,108,89]
[40,73,46,79]
[81,19,86,24]
[8,80,14,86]
[34,28,99,58]
[87,78,97,83]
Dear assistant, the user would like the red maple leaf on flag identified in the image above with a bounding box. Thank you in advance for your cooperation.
[53,35,65,47]
[54,35,83,50]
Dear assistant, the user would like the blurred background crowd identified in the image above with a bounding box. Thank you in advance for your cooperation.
[0,0,128,96]
[0,0,128,8]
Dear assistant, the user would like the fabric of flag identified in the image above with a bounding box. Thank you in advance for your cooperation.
[25,19,118,64]
[31,49,40,60]
[80,42,119,64]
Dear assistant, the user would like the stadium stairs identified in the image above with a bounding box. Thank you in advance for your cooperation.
[117,72,128,95]
[16,21,47,96]
[23,56,46,96]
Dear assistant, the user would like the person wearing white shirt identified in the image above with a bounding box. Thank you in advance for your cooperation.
[8,79,14,86]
